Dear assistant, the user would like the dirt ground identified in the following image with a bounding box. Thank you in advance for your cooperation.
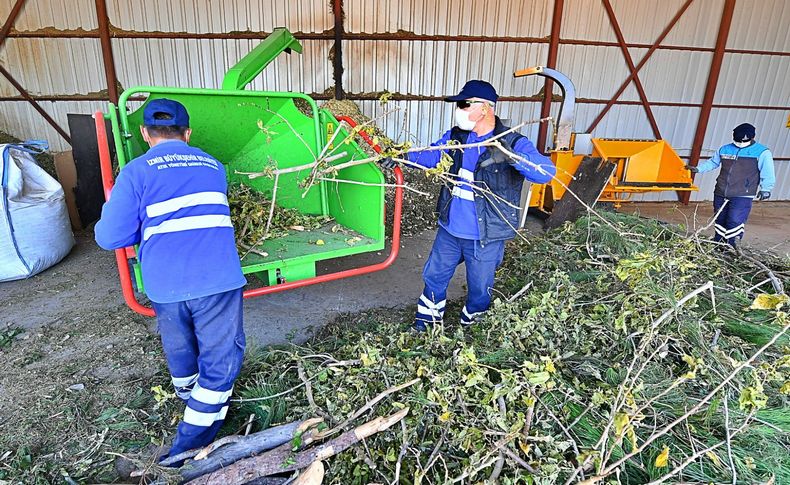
[618,201,790,258]
[0,203,787,481]
[0,224,472,480]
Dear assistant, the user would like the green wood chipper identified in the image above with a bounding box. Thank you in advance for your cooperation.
[94,28,403,316]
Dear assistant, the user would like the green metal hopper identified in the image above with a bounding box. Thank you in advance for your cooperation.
[96,29,403,316]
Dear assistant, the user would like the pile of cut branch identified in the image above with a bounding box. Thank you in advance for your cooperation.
[156,100,789,484]
[228,184,332,257]
[136,212,789,484]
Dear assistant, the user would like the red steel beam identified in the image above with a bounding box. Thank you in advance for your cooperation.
[601,0,662,139]
[7,29,333,40]
[94,0,119,103]
[0,94,147,102]
[687,156,790,161]
[683,0,737,204]
[0,0,26,50]
[0,65,71,144]
[7,93,790,113]
[6,26,790,59]
[537,0,564,153]
[587,0,694,133]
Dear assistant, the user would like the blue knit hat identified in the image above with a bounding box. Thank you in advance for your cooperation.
[733,123,755,142]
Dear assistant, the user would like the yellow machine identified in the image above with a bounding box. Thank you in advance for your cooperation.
[514,67,697,214]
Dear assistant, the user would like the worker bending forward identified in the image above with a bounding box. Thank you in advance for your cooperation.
[383,81,556,330]
[687,123,775,246]
[95,99,246,460]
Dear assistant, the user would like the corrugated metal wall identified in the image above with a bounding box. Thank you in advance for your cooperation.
[1,0,788,200]
[0,0,334,149]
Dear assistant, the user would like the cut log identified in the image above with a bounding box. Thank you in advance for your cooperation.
[176,418,323,481]
[185,408,409,485]
[292,461,325,485]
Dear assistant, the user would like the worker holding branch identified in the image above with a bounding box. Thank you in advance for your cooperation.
[686,123,775,246]
[381,81,556,331]
[95,99,247,462]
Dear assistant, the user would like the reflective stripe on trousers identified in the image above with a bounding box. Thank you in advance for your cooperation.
[713,195,752,246]
[415,226,505,327]
[153,287,245,458]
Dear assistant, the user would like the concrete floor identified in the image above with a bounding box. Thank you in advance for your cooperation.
[0,228,467,346]
[618,201,790,258]
[241,229,468,344]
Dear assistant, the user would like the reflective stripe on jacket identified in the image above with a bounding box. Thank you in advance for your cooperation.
[94,140,245,303]
[436,118,555,244]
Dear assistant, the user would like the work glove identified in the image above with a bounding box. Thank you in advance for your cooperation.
[495,138,523,167]
[378,156,399,170]
[756,191,771,201]
[497,138,515,159]
[684,164,699,173]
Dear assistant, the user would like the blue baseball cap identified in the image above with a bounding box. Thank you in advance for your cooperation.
[143,98,190,127]
[445,80,498,103]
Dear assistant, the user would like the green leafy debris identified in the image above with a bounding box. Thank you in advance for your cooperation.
[228,183,333,253]
[213,212,790,484]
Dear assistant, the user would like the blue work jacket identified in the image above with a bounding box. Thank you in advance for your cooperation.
[697,141,774,198]
[94,140,245,303]
[409,118,555,244]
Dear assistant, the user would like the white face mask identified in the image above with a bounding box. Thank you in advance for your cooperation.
[455,108,478,131]
[733,140,751,148]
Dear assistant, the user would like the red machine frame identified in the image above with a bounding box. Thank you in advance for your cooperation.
[95,112,403,317]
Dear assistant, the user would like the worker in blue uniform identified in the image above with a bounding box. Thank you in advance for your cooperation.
[686,123,775,246]
[94,99,247,461]
[381,81,556,331]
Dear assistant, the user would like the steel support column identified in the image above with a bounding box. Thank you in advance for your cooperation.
[0,65,71,143]
[95,0,119,103]
[332,0,345,100]
[537,0,564,153]
[683,0,736,204]
[588,0,694,133]
[0,0,26,49]
[601,0,661,139]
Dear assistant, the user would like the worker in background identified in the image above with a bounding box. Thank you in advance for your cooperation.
[686,123,775,247]
[381,80,556,331]
[95,99,246,462]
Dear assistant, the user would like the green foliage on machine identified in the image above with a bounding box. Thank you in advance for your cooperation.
[228,183,332,254]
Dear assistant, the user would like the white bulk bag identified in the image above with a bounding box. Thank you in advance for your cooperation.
[0,142,75,282]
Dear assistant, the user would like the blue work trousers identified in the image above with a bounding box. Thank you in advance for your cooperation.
[152,287,245,458]
[713,195,753,246]
[415,226,505,329]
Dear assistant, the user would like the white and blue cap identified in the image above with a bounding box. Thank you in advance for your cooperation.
[445,80,498,104]
[143,98,190,127]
